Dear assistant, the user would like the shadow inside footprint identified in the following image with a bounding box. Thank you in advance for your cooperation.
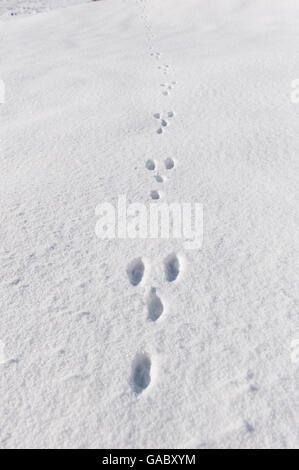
[164,253,180,282]
[147,287,164,321]
[150,190,160,200]
[132,353,152,394]
[155,174,164,183]
[127,257,145,286]
[146,159,155,171]
[165,157,175,170]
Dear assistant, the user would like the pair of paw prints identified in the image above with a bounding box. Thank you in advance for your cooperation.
[150,51,161,60]
[127,253,180,289]
[146,157,175,171]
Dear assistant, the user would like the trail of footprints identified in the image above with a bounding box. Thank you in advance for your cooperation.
[129,0,181,394]
[128,250,181,394]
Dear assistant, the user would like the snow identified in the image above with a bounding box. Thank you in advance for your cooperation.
[0,0,86,17]
[0,0,299,449]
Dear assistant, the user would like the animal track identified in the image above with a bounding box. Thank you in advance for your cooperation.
[164,253,180,282]
[150,190,161,200]
[165,157,175,169]
[154,111,174,134]
[132,352,152,394]
[158,64,170,74]
[147,287,164,321]
[127,257,145,286]
[146,159,155,171]
[155,174,164,183]
[161,82,177,96]
[150,51,161,60]
[132,2,181,394]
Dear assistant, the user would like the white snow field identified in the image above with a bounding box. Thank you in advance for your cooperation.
[0,0,299,449]
[0,0,86,17]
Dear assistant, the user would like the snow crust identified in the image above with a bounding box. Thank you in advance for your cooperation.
[0,0,298,448]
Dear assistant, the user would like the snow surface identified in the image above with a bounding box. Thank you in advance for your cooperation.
[0,0,299,449]
[0,0,87,17]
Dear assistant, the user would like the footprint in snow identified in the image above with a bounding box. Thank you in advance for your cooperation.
[146,159,164,184]
[150,51,161,60]
[161,82,177,96]
[145,159,156,171]
[165,157,175,170]
[127,257,145,286]
[132,352,152,394]
[158,64,170,74]
[154,111,174,134]
[154,174,164,183]
[150,190,161,200]
[164,253,180,282]
[147,287,164,321]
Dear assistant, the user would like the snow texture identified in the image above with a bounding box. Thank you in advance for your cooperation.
[0,0,298,449]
